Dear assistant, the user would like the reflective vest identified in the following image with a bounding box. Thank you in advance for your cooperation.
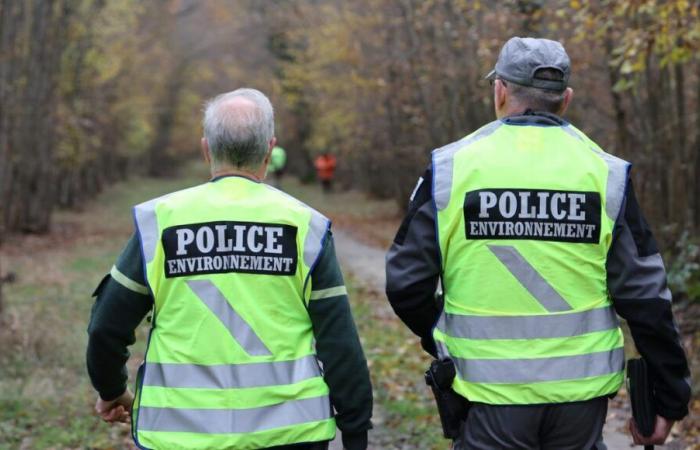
[432,119,629,405]
[131,176,336,449]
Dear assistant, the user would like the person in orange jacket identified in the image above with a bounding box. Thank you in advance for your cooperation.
[314,152,337,193]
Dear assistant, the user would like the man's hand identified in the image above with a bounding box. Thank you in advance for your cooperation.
[95,389,134,424]
[629,415,675,446]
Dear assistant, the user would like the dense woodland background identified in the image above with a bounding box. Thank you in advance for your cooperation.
[0,1,699,447]
[1,0,699,298]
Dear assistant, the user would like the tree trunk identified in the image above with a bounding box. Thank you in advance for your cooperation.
[147,65,187,177]
[604,31,629,157]
[397,0,442,147]
[0,0,25,241]
[671,63,687,227]
[0,1,74,234]
[694,63,700,232]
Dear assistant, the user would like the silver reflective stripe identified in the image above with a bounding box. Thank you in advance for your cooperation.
[187,280,272,356]
[310,285,347,300]
[304,210,329,268]
[438,306,618,340]
[262,182,330,268]
[134,198,162,264]
[138,395,332,434]
[436,339,449,360]
[562,125,584,142]
[454,347,625,383]
[143,354,321,389]
[409,177,424,202]
[488,245,572,312]
[596,150,629,221]
[433,121,502,210]
[565,125,630,222]
[434,312,449,359]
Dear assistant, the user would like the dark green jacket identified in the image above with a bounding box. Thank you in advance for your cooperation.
[87,229,372,450]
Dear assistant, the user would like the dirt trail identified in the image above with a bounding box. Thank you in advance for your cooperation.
[333,230,388,297]
[330,228,645,450]
[328,230,390,450]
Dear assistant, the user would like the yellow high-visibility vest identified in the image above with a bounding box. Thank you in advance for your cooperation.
[131,176,335,449]
[432,120,628,405]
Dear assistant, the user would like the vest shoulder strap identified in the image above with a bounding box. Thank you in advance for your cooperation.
[133,185,203,264]
[432,120,503,210]
[563,124,631,222]
[261,184,330,269]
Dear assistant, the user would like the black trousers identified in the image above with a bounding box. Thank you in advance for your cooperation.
[454,397,608,450]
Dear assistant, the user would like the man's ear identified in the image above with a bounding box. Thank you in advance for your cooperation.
[264,137,277,164]
[494,80,508,118]
[201,138,211,164]
[559,87,574,116]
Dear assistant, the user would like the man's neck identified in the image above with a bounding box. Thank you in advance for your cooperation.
[210,166,262,182]
[500,109,566,126]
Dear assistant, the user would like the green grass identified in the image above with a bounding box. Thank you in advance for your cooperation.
[6,168,697,449]
[9,168,695,448]
[0,166,443,449]
[281,177,401,248]
[346,284,444,450]
[276,179,444,448]
[282,179,444,449]
[281,178,397,221]
[0,163,208,449]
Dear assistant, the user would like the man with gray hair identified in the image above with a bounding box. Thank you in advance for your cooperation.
[87,88,372,449]
[386,37,690,448]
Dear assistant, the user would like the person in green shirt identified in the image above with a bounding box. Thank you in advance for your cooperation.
[268,145,287,187]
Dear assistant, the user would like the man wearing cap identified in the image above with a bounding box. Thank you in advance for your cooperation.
[385,37,690,448]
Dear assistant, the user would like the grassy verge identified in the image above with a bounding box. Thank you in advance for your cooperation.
[281,177,400,249]
[5,170,693,449]
[347,284,444,450]
[285,179,445,449]
[286,178,700,448]
[0,169,441,449]
[0,166,208,449]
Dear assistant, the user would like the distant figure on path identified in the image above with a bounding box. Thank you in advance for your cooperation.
[385,37,690,449]
[86,88,372,450]
[314,152,337,193]
[268,145,287,187]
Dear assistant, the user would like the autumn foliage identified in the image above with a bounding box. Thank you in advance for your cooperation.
[1,0,700,264]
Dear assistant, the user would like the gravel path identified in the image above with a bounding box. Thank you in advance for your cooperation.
[330,228,645,450]
[328,230,389,450]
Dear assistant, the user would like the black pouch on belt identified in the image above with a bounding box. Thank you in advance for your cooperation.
[627,357,656,449]
[425,358,470,439]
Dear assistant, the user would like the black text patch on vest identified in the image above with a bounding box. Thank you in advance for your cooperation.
[161,221,298,278]
[464,189,601,243]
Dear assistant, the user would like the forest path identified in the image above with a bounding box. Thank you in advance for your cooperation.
[329,226,640,450]
[0,171,687,449]
[329,229,389,450]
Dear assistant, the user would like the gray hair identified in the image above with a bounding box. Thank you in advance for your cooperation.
[202,88,274,170]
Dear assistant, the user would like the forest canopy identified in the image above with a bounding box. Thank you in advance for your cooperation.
[1,0,699,255]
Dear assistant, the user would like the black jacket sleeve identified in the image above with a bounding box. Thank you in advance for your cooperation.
[607,181,691,420]
[86,234,152,400]
[307,231,372,450]
[385,167,442,356]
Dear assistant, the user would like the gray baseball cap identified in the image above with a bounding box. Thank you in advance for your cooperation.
[486,37,570,91]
